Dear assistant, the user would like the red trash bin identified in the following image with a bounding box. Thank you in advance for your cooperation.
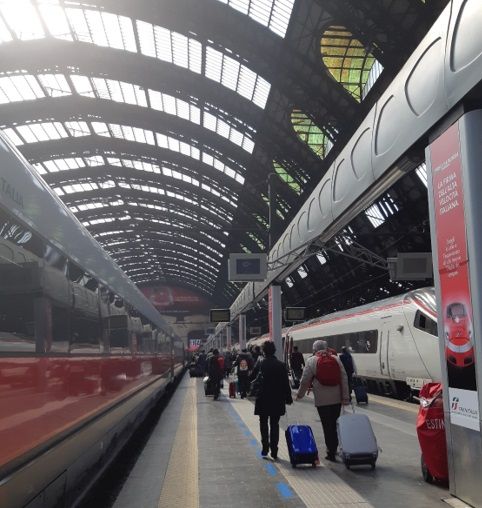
[416,382,449,483]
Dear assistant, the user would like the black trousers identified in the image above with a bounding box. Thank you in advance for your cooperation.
[211,378,221,399]
[259,414,281,451]
[238,373,250,397]
[316,404,342,455]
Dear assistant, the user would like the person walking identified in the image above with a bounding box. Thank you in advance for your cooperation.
[206,348,224,400]
[339,346,356,398]
[234,348,254,398]
[289,345,305,383]
[250,341,293,460]
[296,340,349,462]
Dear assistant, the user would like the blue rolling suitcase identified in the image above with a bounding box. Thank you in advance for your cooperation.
[285,425,319,468]
[354,385,368,404]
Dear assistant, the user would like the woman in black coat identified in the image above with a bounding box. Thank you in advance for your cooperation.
[250,341,292,459]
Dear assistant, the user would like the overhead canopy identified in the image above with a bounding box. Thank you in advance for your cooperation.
[0,0,448,308]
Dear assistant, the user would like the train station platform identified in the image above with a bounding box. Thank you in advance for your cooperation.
[112,374,451,508]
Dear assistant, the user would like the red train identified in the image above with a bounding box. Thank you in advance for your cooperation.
[0,235,185,507]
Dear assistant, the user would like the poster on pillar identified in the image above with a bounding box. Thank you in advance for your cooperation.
[429,122,479,432]
[268,286,273,340]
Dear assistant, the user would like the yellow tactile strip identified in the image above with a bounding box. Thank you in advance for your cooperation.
[158,378,199,508]
[225,390,374,508]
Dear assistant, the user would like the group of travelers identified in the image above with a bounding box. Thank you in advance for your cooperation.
[192,340,357,463]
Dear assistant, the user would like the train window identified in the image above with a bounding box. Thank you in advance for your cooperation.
[50,306,71,353]
[69,315,102,353]
[295,329,378,355]
[0,295,36,352]
[414,310,438,337]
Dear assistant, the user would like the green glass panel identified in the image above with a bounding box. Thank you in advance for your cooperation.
[290,110,327,158]
[321,26,376,102]
[273,161,301,194]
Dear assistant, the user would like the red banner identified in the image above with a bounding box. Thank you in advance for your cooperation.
[429,122,479,430]
[141,286,210,314]
[268,286,273,340]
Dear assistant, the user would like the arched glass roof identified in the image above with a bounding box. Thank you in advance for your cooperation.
[0,0,443,305]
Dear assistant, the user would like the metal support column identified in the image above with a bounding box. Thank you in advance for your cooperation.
[226,325,232,350]
[268,284,283,358]
[239,314,246,350]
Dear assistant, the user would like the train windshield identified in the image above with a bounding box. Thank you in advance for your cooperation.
[406,288,437,318]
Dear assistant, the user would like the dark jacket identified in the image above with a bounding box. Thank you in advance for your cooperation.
[207,354,224,380]
[234,352,254,376]
[290,351,305,371]
[250,355,293,416]
[339,351,355,377]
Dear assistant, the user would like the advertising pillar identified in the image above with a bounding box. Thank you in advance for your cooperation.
[427,110,482,506]
[269,284,283,358]
[239,314,246,350]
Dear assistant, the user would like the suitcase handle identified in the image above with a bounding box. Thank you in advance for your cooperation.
[342,403,356,415]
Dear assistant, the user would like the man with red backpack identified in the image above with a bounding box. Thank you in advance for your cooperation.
[296,340,349,462]
[207,349,224,400]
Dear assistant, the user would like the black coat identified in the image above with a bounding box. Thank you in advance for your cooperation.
[250,355,293,416]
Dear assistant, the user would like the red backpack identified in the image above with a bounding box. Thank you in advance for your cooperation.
[217,356,225,371]
[315,350,341,386]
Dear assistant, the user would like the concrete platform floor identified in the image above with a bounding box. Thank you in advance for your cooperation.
[112,374,451,508]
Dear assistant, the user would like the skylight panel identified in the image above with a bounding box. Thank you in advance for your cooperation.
[137,21,202,74]
[70,75,95,97]
[0,75,44,103]
[202,113,255,153]
[85,155,104,166]
[42,157,84,172]
[201,152,245,184]
[65,121,90,137]
[0,1,45,40]
[37,74,71,97]
[297,265,308,279]
[16,122,67,142]
[215,0,295,38]
[316,252,327,265]
[171,32,189,69]
[416,163,428,188]
[65,8,89,43]
[250,0,271,26]
[205,47,271,108]
[38,3,72,41]
[148,90,200,124]
[65,8,136,52]
[32,162,47,175]
[103,12,125,50]
[85,10,108,47]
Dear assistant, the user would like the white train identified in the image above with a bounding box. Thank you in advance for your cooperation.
[248,288,441,398]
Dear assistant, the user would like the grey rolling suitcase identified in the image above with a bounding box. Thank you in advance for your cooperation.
[337,411,378,469]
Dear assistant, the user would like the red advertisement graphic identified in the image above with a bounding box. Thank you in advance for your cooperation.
[268,286,273,340]
[141,286,210,315]
[429,122,479,431]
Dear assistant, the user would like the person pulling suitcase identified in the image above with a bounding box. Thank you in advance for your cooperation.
[296,340,349,462]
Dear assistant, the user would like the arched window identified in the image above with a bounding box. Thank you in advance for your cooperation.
[291,109,329,159]
[321,26,382,102]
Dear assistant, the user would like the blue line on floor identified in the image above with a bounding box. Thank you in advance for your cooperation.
[265,463,277,477]
[249,438,258,447]
[277,482,294,499]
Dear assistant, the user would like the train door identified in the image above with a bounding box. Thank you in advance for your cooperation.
[379,321,391,378]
